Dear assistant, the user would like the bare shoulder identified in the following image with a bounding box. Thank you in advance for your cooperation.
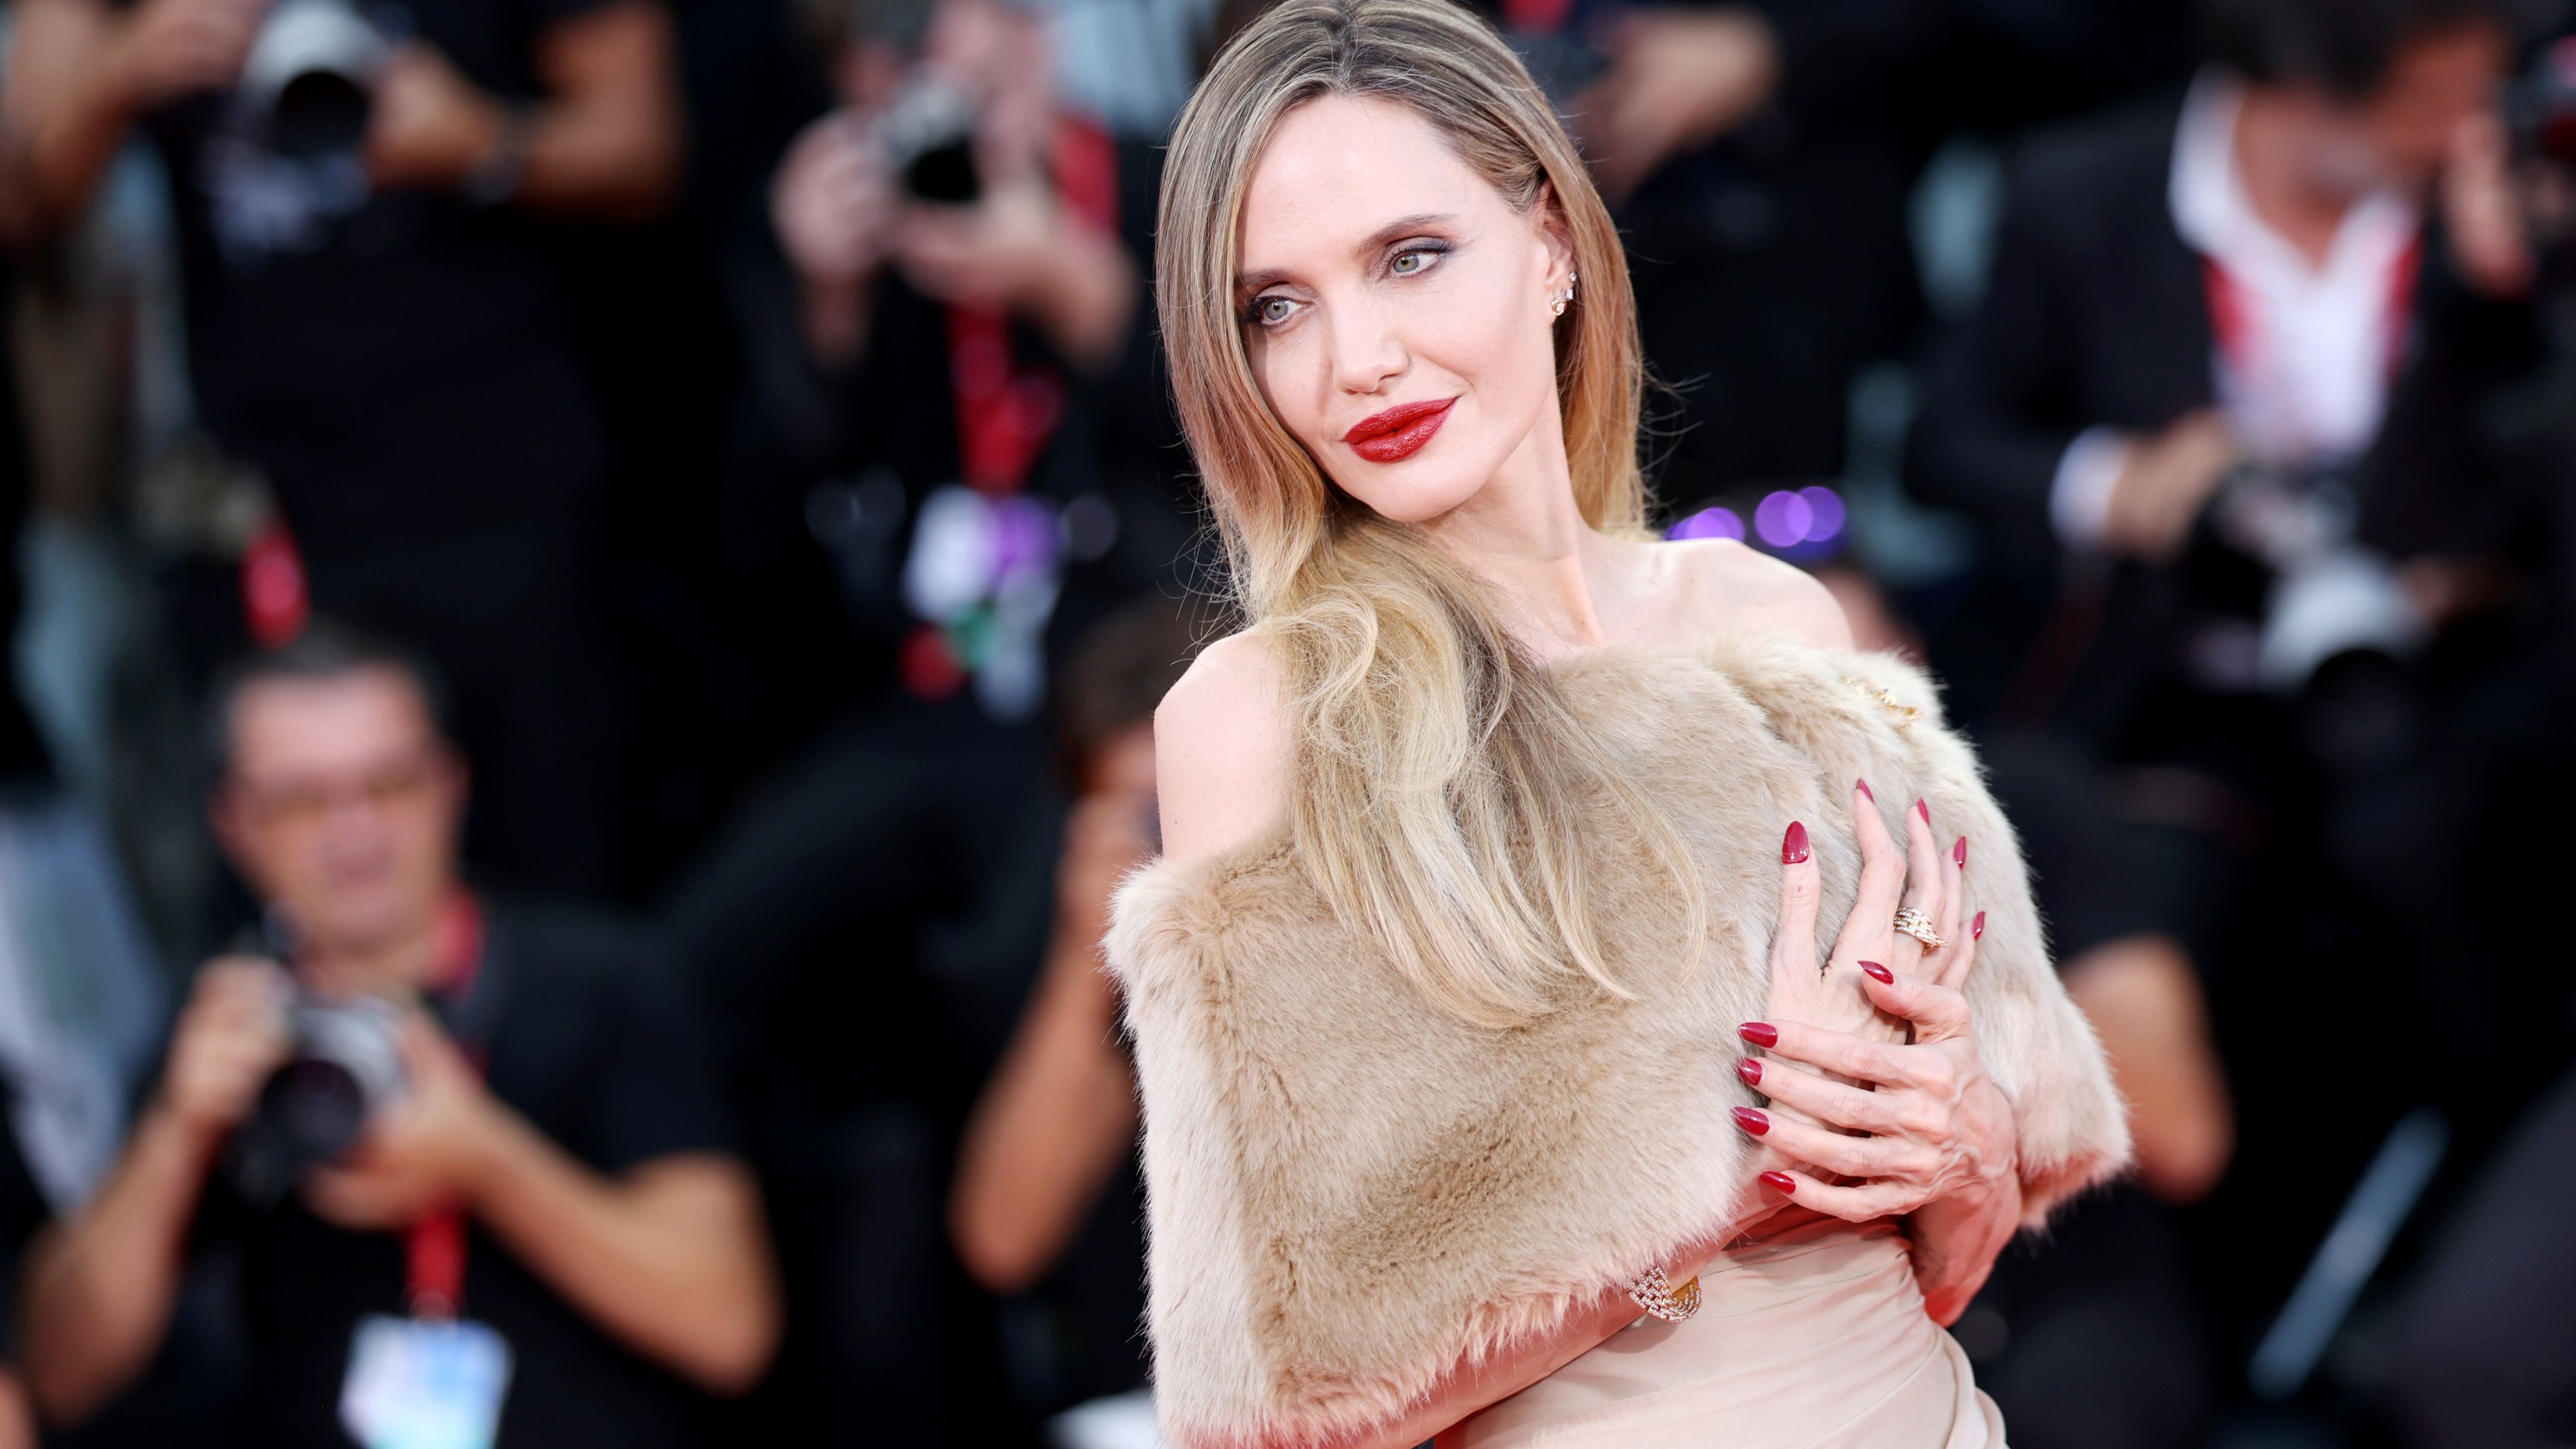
[1153,631,1297,863]
[1656,537,1853,650]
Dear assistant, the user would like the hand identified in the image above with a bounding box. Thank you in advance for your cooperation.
[1759,778,1953,1047]
[157,957,294,1142]
[102,0,267,112]
[889,176,1079,314]
[1570,7,1779,203]
[771,111,902,289]
[302,1011,505,1231]
[2440,107,2537,300]
[363,43,509,192]
[2101,411,2237,562]
[1740,784,2015,1224]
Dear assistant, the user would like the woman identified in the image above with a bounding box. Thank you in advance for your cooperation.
[1106,3,2129,1446]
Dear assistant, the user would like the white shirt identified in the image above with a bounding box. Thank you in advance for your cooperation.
[2050,71,2422,547]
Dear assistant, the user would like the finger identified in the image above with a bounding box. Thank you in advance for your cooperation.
[1893,796,1945,974]
[1739,1055,1899,1135]
[1735,1108,1936,1182]
[1831,779,1904,970]
[1754,1168,1922,1224]
[1928,910,1984,993]
[1857,965,1972,1044]
[1744,1018,1908,1088]
[1768,819,1820,987]
[1936,836,1965,947]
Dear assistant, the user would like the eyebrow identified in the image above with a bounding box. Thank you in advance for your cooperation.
[1234,212,1460,296]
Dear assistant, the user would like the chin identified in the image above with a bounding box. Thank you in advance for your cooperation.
[1327,453,1498,525]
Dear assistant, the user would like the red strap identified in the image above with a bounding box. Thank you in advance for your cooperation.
[241,520,310,648]
[406,1209,468,1318]
[1501,0,1573,34]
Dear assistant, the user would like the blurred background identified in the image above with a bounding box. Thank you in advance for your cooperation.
[0,0,2567,1443]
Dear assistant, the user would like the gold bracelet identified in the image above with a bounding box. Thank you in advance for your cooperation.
[1626,1263,1702,1323]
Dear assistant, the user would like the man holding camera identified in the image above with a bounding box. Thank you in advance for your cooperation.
[1,0,683,895]
[17,626,778,1446]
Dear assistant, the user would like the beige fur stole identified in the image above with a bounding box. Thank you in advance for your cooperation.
[1105,638,2129,1449]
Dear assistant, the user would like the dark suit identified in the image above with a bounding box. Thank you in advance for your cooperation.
[1906,95,2543,742]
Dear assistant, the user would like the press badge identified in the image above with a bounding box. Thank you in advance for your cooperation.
[339,1314,513,1449]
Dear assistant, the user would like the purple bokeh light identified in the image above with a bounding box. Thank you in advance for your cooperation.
[1667,506,1744,543]
[1753,490,1813,549]
[1797,485,1847,544]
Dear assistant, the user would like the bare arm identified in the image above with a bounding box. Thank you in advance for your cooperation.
[950,792,1152,1292]
[1,0,263,243]
[2063,934,2231,1204]
[20,1106,218,1422]
[365,0,682,219]
[21,961,291,1424]
[460,1131,778,1392]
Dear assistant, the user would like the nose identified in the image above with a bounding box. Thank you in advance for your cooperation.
[1327,299,1406,396]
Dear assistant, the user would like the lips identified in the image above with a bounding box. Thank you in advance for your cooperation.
[1342,398,1455,464]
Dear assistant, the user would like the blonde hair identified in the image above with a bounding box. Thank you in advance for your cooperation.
[1157,0,1702,1027]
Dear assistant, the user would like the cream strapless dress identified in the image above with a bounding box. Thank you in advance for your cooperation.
[1446,1215,2005,1449]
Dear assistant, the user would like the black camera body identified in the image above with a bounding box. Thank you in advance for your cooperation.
[229,994,409,1206]
[240,0,395,161]
[876,76,982,205]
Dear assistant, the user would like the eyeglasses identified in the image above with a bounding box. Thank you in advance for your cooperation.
[231,750,450,830]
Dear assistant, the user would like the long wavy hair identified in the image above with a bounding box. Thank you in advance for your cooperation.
[1157,0,1703,1027]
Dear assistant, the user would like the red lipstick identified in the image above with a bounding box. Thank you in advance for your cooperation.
[1342,398,1455,464]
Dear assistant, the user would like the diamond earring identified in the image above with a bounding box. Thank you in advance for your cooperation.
[1551,271,1577,318]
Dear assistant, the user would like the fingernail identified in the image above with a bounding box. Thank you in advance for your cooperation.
[1855,777,1874,801]
[1759,1171,1797,1195]
[1738,1021,1778,1048]
[1781,821,1809,865]
[1971,910,1986,941]
[1735,1056,1763,1087]
[1731,1107,1770,1136]
[1915,798,1931,825]
[1859,959,1893,984]
[1953,837,1967,868]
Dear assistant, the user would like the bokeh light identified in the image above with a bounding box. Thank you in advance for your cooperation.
[1754,490,1813,549]
[1667,506,1745,543]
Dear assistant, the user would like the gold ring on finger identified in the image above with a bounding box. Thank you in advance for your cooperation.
[1893,906,1946,950]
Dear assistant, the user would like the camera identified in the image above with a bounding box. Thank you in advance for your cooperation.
[239,0,395,161]
[875,74,982,204]
[228,993,409,1205]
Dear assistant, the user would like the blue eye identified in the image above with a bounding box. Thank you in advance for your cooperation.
[1245,295,1295,326]
[1391,250,1431,276]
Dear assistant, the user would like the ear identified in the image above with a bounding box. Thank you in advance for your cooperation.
[1532,181,1577,286]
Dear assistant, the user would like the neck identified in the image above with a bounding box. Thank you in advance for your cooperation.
[2233,88,2361,266]
[1417,408,1611,658]
[294,892,456,1000]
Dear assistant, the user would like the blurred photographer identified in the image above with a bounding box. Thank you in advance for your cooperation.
[0,0,683,895]
[1910,0,2536,733]
[20,624,777,1446]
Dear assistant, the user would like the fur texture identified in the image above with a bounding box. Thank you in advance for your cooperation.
[1107,640,2129,1449]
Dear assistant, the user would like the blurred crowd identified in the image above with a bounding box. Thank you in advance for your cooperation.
[0,0,2563,1443]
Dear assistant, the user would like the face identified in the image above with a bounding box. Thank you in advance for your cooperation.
[1235,94,1572,524]
[2299,24,2510,195]
[213,669,465,959]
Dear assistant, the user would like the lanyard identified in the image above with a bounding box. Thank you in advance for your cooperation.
[404,891,486,1319]
[943,116,1117,496]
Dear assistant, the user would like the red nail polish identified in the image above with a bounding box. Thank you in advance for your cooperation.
[1859,960,1893,984]
[1971,910,1986,941]
[1759,1171,1797,1195]
[1736,1057,1763,1087]
[1915,798,1931,825]
[1953,837,1967,868]
[1855,777,1874,801]
[1731,1107,1770,1136]
[1781,821,1810,865]
[1738,1022,1778,1048]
